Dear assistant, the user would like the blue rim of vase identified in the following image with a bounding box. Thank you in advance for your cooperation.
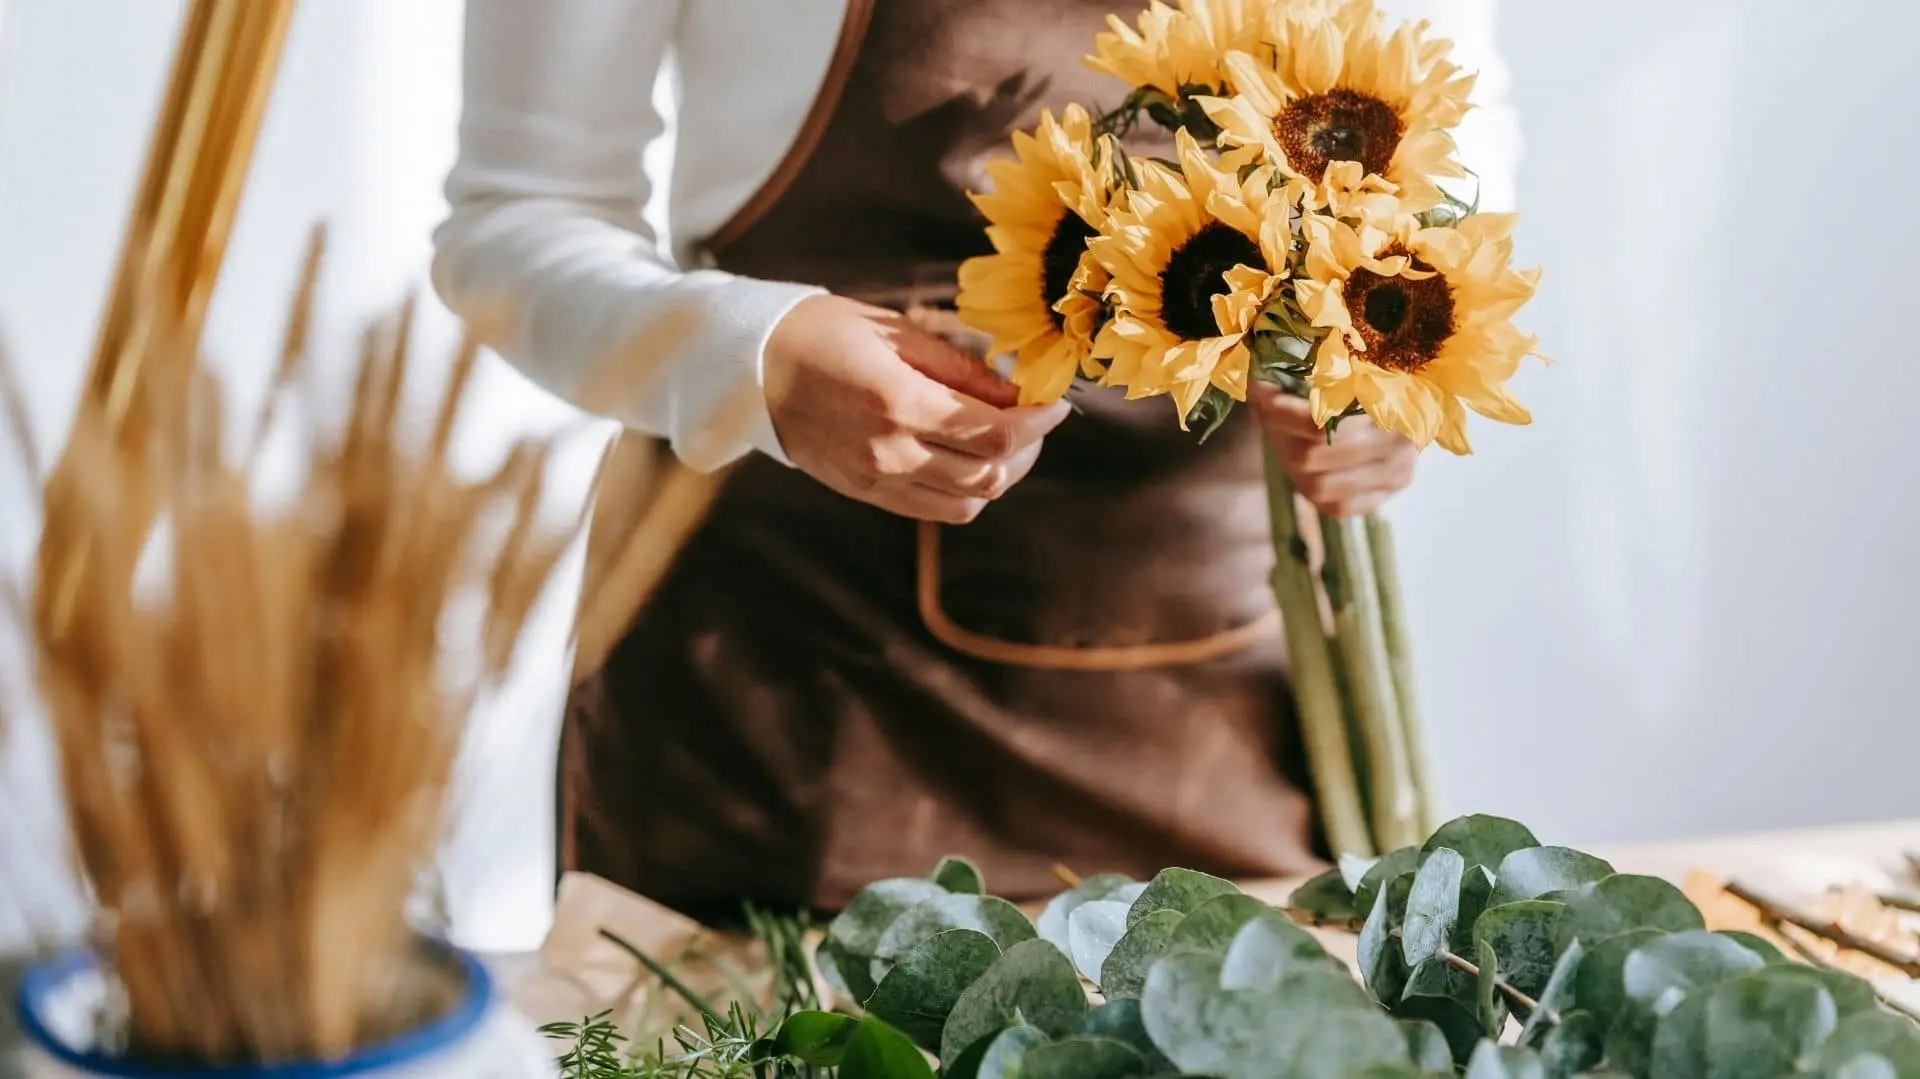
[14,942,495,1077]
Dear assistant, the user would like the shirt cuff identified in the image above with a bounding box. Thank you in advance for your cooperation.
[670,273,825,472]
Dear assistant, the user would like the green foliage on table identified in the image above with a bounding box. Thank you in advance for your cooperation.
[552,815,1920,1077]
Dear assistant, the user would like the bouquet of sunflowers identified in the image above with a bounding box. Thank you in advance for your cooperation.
[957,0,1545,859]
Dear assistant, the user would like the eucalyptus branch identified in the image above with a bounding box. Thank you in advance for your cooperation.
[1284,909,1549,1021]
[1723,881,1920,979]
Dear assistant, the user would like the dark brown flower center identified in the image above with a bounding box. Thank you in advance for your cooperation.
[1159,222,1264,341]
[1041,212,1100,328]
[1342,249,1454,371]
[1274,88,1404,182]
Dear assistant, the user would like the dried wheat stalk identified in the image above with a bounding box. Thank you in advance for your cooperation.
[1,229,591,1067]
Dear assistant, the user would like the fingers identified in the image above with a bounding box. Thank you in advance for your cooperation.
[1252,383,1418,516]
[894,326,1023,408]
[912,438,1045,502]
[1290,453,1416,518]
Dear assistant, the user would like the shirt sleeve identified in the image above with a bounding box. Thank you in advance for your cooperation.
[1377,0,1523,213]
[431,0,821,471]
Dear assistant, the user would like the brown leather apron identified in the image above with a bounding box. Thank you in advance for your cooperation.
[564,0,1324,921]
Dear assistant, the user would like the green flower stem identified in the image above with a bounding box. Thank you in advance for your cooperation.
[1365,513,1442,836]
[1263,447,1373,858]
[1319,511,1422,853]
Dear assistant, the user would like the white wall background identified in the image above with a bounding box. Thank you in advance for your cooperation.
[1,0,1917,954]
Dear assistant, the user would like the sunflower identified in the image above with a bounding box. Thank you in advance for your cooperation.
[956,105,1121,405]
[1293,210,1543,453]
[1197,0,1475,214]
[1084,0,1270,104]
[1089,129,1293,423]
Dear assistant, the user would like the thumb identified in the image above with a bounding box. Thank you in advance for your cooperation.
[891,326,1022,409]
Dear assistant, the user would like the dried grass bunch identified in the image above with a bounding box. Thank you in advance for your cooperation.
[0,231,587,1067]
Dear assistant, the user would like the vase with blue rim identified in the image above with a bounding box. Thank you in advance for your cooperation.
[14,938,556,1078]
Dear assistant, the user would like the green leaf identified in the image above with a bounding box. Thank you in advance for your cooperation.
[933,856,985,895]
[941,939,1090,1068]
[1141,953,1410,1079]
[977,1026,1052,1079]
[1218,912,1338,991]
[1403,848,1466,967]
[1464,1041,1547,1079]
[1425,815,1541,873]
[1398,955,1487,1063]
[1080,998,1177,1074]
[1037,874,1143,953]
[840,1018,936,1079]
[1400,1019,1456,1072]
[1359,873,1416,1002]
[1491,848,1616,907]
[822,877,948,998]
[1357,847,1422,918]
[1753,963,1881,1017]
[1713,930,1790,965]
[1289,868,1361,925]
[1341,853,1380,892]
[769,1010,859,1066]
[1520,937,1583,1043]
[1127,868,1240,927]
[872,893,1036,985]
[1395,991,1486,1066]
[1455,866,1497,953]
[1554,876,1704,950]
[1098,909,1186,1000]
[1166,894,1282,959]
[1817,1013,1920,1073]
[1476,937,1503,1039]
[1827,1054,1900,1079]
[1647,968,1839,1079]
[1472,900,1567,999]
[1568,928,1663,1027]
[1016,1036,1149,1079]
[1537,1010,1604,1076]
[863,929,1001,1051]
[1066,900,1133,984]
[1620,931,1764,1018]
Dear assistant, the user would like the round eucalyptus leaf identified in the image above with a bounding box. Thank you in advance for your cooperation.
[940,939,1089,1068]
[1066,900,1133,984]
[1289,868,1360,924]
[1463,1040,1547,1079]
[1358,873,1414,1003]
[1713,930,1790,965]
[1399,1019,1455,1071]
[1490,847,1615,907]
[1519,937,1582,1043]
[1080,998,1176,1074]
[932,856,985,895]
[828,878,950,955]
[1455,866,1497,952]
[1015,1036,1148,1079]
[1356,847,1422,918]
[1620,930,1764,1018]
[769,1010,860,1066]
[1476,938,1503,1039]
[1818,1012,1920,1073]
[1340,852,1380,892]
[1752,963,1881,1017]
[1141,952,1408,1079]
[1536,1009,1603,1075]
[1568,928,1662,1028]
[1424,815,1540,873]
[1402,848,1465,967]
[839,1017,936,1079]
[1391,994,1483,1066]
[1127,867,1239,927]
[1218,912,1337,992]
[863,929,1001,1051]
[1471,900,1566,999]
[1165,894,1282,960]
[976,1025,1052,1079]
[1098,908,1185,1000]
[1554,875,1704,949]
[1647,968,1839,1079]
[1037,874,1141,952]
[872,893,1036,985]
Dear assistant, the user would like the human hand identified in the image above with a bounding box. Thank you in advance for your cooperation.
[763,295,1070,523]
[1250,382,1418,518]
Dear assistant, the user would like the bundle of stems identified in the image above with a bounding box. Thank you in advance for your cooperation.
[0,231,587,1067]
[1262,449,1439,859]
